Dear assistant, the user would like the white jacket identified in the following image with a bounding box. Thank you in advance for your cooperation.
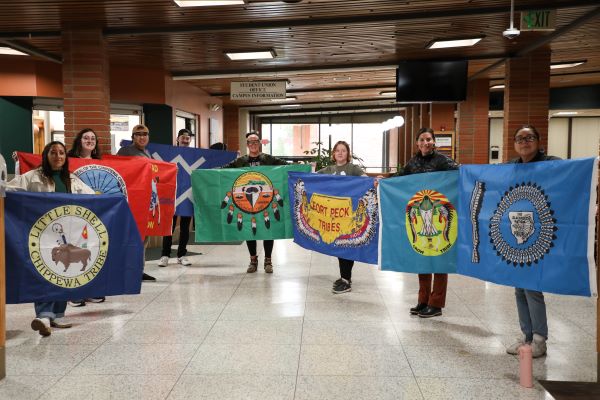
[6,168,95,194]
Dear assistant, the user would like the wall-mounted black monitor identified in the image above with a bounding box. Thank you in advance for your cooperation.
[396,60,468,103]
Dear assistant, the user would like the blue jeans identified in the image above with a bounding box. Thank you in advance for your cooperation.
[515,288,548,341]
[35,301,67,320]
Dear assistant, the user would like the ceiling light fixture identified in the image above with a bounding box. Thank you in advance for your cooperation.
[333,76,352,81]
[551,60,586,69]
[270,96,297,101]
[490,84,505,90]
[280,104,302,108]
[174,0,245,7]
[427,36,484,49]
[553,111,578,116]
[225,49,276,61]
[502,0,520,39]
[0,46,28,56]
[379,90,396,96]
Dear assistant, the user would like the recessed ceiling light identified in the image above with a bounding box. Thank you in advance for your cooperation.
[490,85,505,90]
[270,96,297,102]
[333,76,352,81]
[0,46,28,56]
[379,90,396,96]
[551,60,586,69]
[280,104,302,108]
[427,36,484,49]
[225,49,276,61]
[553,111,578,116]
[174,0,245,6]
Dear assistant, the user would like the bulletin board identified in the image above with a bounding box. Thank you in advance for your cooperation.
[434,130,454,159]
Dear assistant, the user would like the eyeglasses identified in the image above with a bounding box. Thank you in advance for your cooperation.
[515,135,537,144]
[247,140,260,145]
[133,132,149,137]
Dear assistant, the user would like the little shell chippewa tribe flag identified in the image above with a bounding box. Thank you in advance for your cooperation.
[121,140,237,217]
[457,158,598,297]
[192,164,311,242]
[288,172,379,264]
[379,170,459,273]
[5,192,144,303]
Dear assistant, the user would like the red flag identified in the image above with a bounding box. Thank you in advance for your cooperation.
[17,152,156,239]
[104,155,177,237]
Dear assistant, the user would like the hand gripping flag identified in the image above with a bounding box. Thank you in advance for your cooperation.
[121,140,237,217]
[192,164,311,242]
[5,192,144,303]
[379,170,459,273]
[457,158,598,297]
[288,172,379,264]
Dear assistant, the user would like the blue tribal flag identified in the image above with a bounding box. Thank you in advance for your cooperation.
[288,172,379,264]
[457,158,598,297]
[379,170,459,273]
[121,140,237,216]
[5,192,144,303]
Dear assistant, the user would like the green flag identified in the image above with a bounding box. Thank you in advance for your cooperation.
[192,164,311,242]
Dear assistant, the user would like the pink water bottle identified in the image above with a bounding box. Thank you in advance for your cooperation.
[519,344,533,388]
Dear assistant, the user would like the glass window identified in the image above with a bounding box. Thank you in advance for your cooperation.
[353,123,384,173]
[111,114,142,154]
[269,123,319,157]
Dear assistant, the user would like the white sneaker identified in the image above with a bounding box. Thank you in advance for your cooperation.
[178,256,192,266]
[50,317,73,329]
[532,333,547,358]
[31,317,51,337]
[506,334,527,355]
[158,256,169,267]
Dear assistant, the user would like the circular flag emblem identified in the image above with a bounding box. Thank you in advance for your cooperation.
[74,164,128,198]
[231,171,274,214]
[28,205,109,288]
[405,189,457,256]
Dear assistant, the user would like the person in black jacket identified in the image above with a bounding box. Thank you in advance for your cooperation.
[396,128,459,318]
[223,132,288,273]
[505,124,560,358]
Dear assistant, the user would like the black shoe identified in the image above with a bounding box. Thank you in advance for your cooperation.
[87,297,106,303]
[332,278,352,287]
[332,278,352,294]
[69,300,86,307]
[142,272,156,281]
[409,303,427,315]
[418,306,442,318]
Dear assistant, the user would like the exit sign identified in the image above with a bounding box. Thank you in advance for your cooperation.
[520,10,556,31]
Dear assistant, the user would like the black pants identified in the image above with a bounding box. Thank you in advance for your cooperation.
[246,240,274,258]
[161,215,192,258]
[338,258,354,280]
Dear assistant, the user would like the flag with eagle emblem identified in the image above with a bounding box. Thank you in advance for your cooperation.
[192,164,311,242]
[379,170,459,273]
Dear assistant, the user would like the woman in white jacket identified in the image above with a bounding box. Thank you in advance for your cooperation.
[7,141,94,337]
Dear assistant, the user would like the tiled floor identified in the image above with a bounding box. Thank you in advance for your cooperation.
[2,240,596,399]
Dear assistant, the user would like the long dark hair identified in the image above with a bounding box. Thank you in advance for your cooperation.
[67,128,102,159]
[41,141,71,193]
[513,124,540,140]
[414,127,436,156]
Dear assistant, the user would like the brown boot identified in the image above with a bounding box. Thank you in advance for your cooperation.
[247,255,258,273]
[264,257,273,273]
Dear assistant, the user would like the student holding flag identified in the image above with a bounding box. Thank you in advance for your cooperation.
[223,132,288,273]
[159,129,195,268]
[66,128,108,307]
[6,141,95,336]
[505,124,560,358]
[317,140,368,294]
[396,127,458,318]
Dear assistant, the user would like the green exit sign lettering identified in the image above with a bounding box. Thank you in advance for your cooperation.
[520,10,556,31]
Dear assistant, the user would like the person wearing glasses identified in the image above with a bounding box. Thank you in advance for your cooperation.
[506,124,560,358]
[395,127,459,318]
[159,128,195,268]
[117,124,156,281]
[67,128,107,306]
[224,132,288,273]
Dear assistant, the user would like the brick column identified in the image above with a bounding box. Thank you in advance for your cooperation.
[62,28,111,154]
[503,46,551,161]
[223,105,240,152]
[457,79,490,164]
